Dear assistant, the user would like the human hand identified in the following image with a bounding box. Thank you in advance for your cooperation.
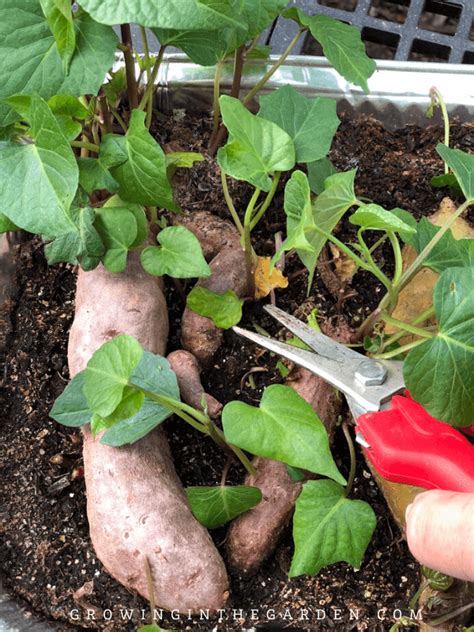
[405,490,474,581]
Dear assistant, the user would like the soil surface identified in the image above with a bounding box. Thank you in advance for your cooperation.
[1,113,473,632]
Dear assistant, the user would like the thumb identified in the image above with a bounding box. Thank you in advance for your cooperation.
[405,490,474,581]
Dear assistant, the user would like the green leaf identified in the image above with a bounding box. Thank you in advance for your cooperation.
[222,384,345,484]
[307,157,337,195]
[84,334,144,418]
[290,480,376,576]
[186,485,262,529]
[0,1,117,123]
[258,85,339,164]
[390,207,418,242]
[6,93,84,140]
[272,171,318,285]
[103,68,126,105]
[44,206,104,270]
[0,95,78,237]
[186,287,244,329]
[94,207,138,273]
[350,203,417,238]
[102,352,180,446]
[140,226,210,279]
[78,158,119,195]
[166,151,204,171]
[50,371,91,427]
[310,170,358,266]
[0,213,18,233]
[40,0,76,74]
[431,173,462,195]
[404,267,474,426]
[436,144,474,202]
[137,625,172,632]
[48,95,89,120]
[411,218,474,273]
[217,95,295,192]
[285,10,375,93]
[78,0,247,30]
[101,110,177,210]
[103,195,147,249]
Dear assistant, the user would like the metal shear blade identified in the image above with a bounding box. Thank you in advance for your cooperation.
[233,305,405,414]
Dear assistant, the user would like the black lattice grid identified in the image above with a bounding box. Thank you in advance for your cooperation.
[268,0,474,63]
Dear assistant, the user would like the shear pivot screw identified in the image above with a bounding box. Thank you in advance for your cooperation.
[355,360,387,387]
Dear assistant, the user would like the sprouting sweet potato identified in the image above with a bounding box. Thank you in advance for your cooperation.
[68,255,229,613]
[179,213,250,366]
[167,349,222,418]
[177,210,239,260]
[226,366,342,576]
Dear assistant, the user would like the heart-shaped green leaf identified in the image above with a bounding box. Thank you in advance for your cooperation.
[307,157,337,195]
[103,195,148,249]
[436,144,474,203]
[50,371,91,427]
[40,0,76,74]
[404,266,474,426]
[411,218,474,272]
[141,226,210,279]
[350,203,417,238]
[290,480,376,576]
[186,485,262,529]
[101,110,177,211]
[222,384,345,483]
[84,334,144,418]
[0,1,117,124]
[0,95,78,237]
[258,85,340,164]
[217,95,295,192]
[44,206,104,270]
[102,351,179,446]
[78,0,247,30]
[78,158,119,195]
[284,10,375,93]
[94,207,138,273]
[186,287,244,329]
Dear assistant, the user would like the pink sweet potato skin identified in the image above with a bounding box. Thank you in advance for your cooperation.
[181,235,249,366]
[167,349,222,418]
[177,211,238,260]
[68,256,229,613]
[226,366,341,576]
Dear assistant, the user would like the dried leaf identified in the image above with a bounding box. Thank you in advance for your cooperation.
[328,243,357,283]
[387,197,474,341]
[254,256,289,299]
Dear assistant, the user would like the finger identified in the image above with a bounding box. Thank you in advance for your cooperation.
[405,490,474,581]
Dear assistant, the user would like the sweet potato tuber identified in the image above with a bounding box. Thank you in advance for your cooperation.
[179,212,250,367]
[68,255,229,613]
[226,366,342,576]
[167,349,222,418]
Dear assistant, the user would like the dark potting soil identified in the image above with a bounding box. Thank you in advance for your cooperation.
[1,114,473,632]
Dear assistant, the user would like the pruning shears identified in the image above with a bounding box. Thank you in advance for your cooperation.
[233,305,474,493]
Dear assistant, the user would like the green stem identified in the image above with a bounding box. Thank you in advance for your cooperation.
[109,105,128,133]
[357,229,397,305]
[138,388,209,433]
[212,61,224,137]
[342,422,356,498]
[208,422,257,476]
[388,232,403,287]
[382,306,436,349]
[71,140,99,153]
[399,199,471,290]
[372,338,427,360]
[430,87,450,174]
[250,172,281,230]
[139,26,154,127]
[138,45,166,114]
[382,314,435,339]
[242,29,305,105]
[243,188,261,295]
[221,170,244,235]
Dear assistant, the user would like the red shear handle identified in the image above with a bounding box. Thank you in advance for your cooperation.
[355,395,474,493]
